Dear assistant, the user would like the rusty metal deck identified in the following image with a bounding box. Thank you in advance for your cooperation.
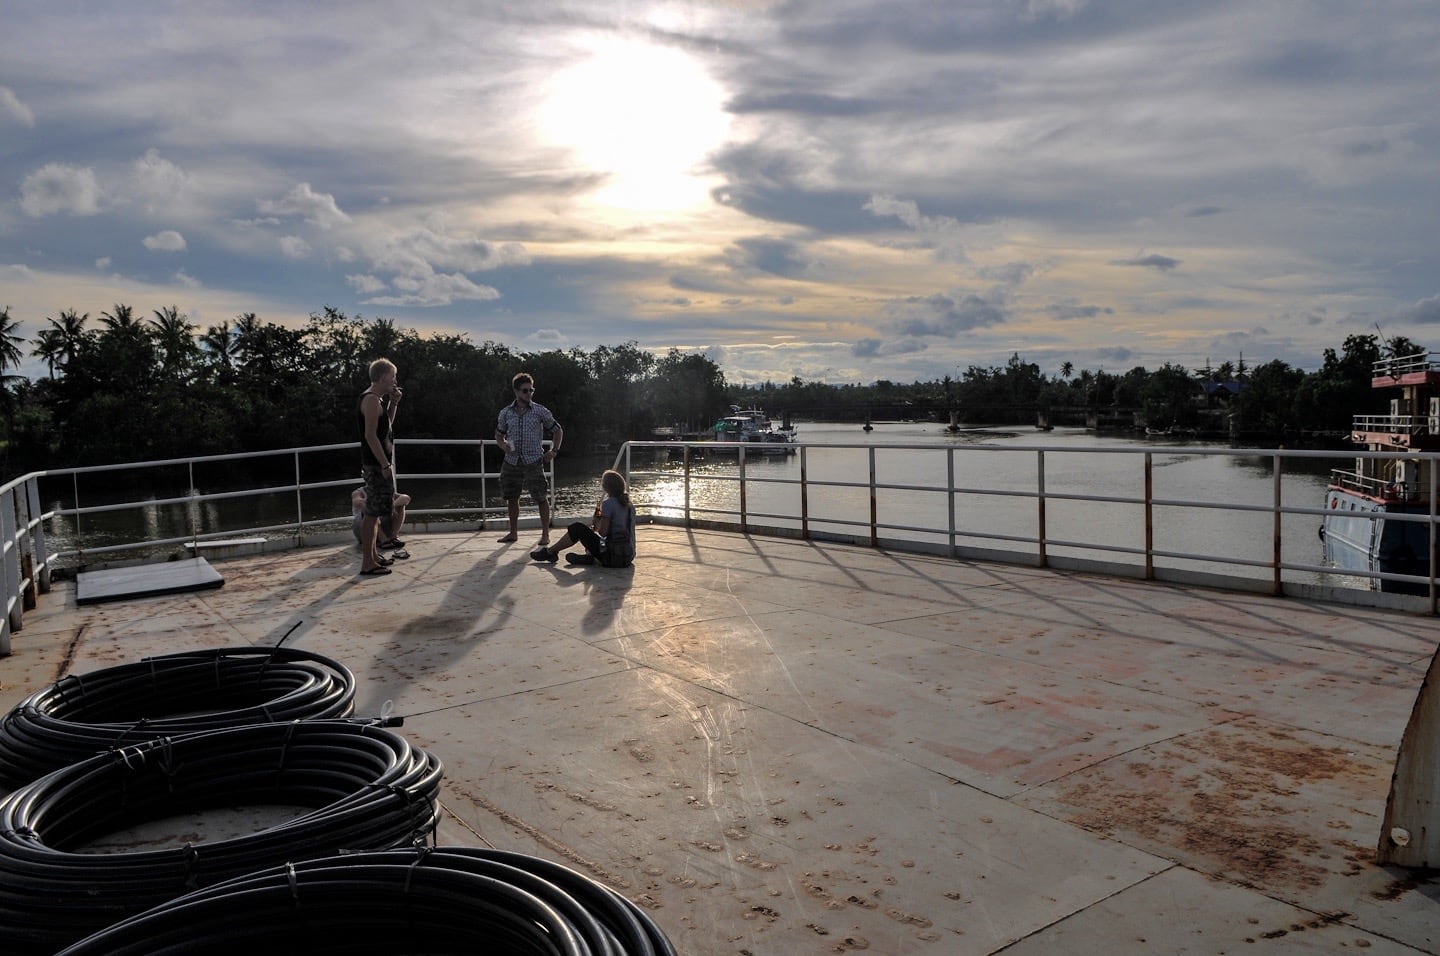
[2,527,1437,954]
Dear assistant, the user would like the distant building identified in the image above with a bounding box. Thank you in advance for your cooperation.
[1202,381,1245,404]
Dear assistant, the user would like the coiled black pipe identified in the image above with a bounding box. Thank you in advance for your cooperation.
[0,646,356,789]
[0,720,441,955]
[56,846,678,956]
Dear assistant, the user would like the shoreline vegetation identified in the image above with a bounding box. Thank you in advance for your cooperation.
[0,303,1411,481]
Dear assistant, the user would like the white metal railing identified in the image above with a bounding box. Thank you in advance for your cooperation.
[0,438,554,655]
[1373,351,1438,379]
[5,436,1440,654]
[610,440,1440,612]
[1350,414,1430,436]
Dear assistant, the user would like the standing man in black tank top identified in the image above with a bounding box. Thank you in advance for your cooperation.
[358,358,406,575]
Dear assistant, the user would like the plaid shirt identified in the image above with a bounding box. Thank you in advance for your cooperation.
[496,400,558,465]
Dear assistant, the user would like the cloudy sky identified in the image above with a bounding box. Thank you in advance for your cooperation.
[2,0,1438,384]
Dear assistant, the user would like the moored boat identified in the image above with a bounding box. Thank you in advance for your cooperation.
[1321,352,1438,593]
[708,406,798,455]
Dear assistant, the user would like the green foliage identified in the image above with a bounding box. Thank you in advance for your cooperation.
[1,306,735,475]
[0,299,1423,479]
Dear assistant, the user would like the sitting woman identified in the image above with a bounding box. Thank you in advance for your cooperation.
[531,469,635,567]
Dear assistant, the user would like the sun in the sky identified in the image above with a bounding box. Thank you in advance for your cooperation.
[535,36,732,213]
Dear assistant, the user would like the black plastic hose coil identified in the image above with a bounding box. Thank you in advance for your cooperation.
[0,719,441,955]
[57,846,678,956]
[0,646,356,789]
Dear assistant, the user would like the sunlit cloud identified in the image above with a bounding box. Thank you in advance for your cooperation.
[20,163,102,216]
[865,194,969,263]
[279,236,312,259]
[124,149,194,215]
[0,85,35,127]
[257,183,350,230]
[142,230,187,252]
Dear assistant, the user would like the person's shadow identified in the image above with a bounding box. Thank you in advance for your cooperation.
[538,563,635,637]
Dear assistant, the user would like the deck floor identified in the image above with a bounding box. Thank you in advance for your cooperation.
[3,526,1438,954]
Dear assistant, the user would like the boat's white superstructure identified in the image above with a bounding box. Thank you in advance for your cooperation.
[1322,352,1439,592]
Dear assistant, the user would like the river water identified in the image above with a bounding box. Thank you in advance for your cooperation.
[608,423,1343,586]
[40,423,1352,587]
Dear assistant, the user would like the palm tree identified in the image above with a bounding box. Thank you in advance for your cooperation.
[99,303,140,331]
[151,305,199,381]
[232,312,262,364]
[0,307,25,442]
[0,306,23,373]
[31,328,64,378]
[201,320,237,370]
[47,309,90,369]
[1060,361,1074,381]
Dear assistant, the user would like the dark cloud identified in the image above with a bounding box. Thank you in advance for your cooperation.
[1047,303,1115,321]
[1186,205,1224,217]
[1241,40,1370,86]
[773,0,1180,56]
[725,237,814,279]
[1401,294,1440,324]
[852,337,926,358]
[891,292,1008,337]
[670,271,742,294]
[1112,253,1181,271]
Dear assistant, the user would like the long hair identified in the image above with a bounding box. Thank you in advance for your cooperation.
[601,469,630,508]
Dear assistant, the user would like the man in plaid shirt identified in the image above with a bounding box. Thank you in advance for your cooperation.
[495,371,564,545]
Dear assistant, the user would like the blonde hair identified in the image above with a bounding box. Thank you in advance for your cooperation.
[368,358,396,382]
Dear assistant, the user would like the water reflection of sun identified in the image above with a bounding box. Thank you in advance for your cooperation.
[536,36,731,213]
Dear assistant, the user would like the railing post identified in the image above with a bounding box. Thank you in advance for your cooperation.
[25,478,50,595]
[1036,450,1047,568]
[1430,452,1438,616]
[2,488,17,655]
[738,446,748,531]
[800,445,810,540]
[72,472,84,562]
[684,445,692,526]
[1272,452,1283,596]
[188,461,199,551]
[947,447,957,558]
[481,440,490,530]
[1144,453,1154,580]
[869,446,878,547]
[294,450,305,542]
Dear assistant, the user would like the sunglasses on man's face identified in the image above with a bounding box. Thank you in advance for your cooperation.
[516,387,534,394]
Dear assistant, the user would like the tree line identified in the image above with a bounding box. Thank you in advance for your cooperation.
[0,301,1414,479]
[0,304,727,478]
[733,334,1413,438]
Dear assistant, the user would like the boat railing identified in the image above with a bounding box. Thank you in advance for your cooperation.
[1373,351,1438,378]
[1327,467,1420,501]
[0,438,548,654]
[1350,414,1431,436]
[6,437,1440,654]
[610,440,1440,612]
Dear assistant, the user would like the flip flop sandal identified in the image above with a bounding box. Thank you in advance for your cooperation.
[376,554,394,566]
[360,566,392,576]
[390,549,410,560]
